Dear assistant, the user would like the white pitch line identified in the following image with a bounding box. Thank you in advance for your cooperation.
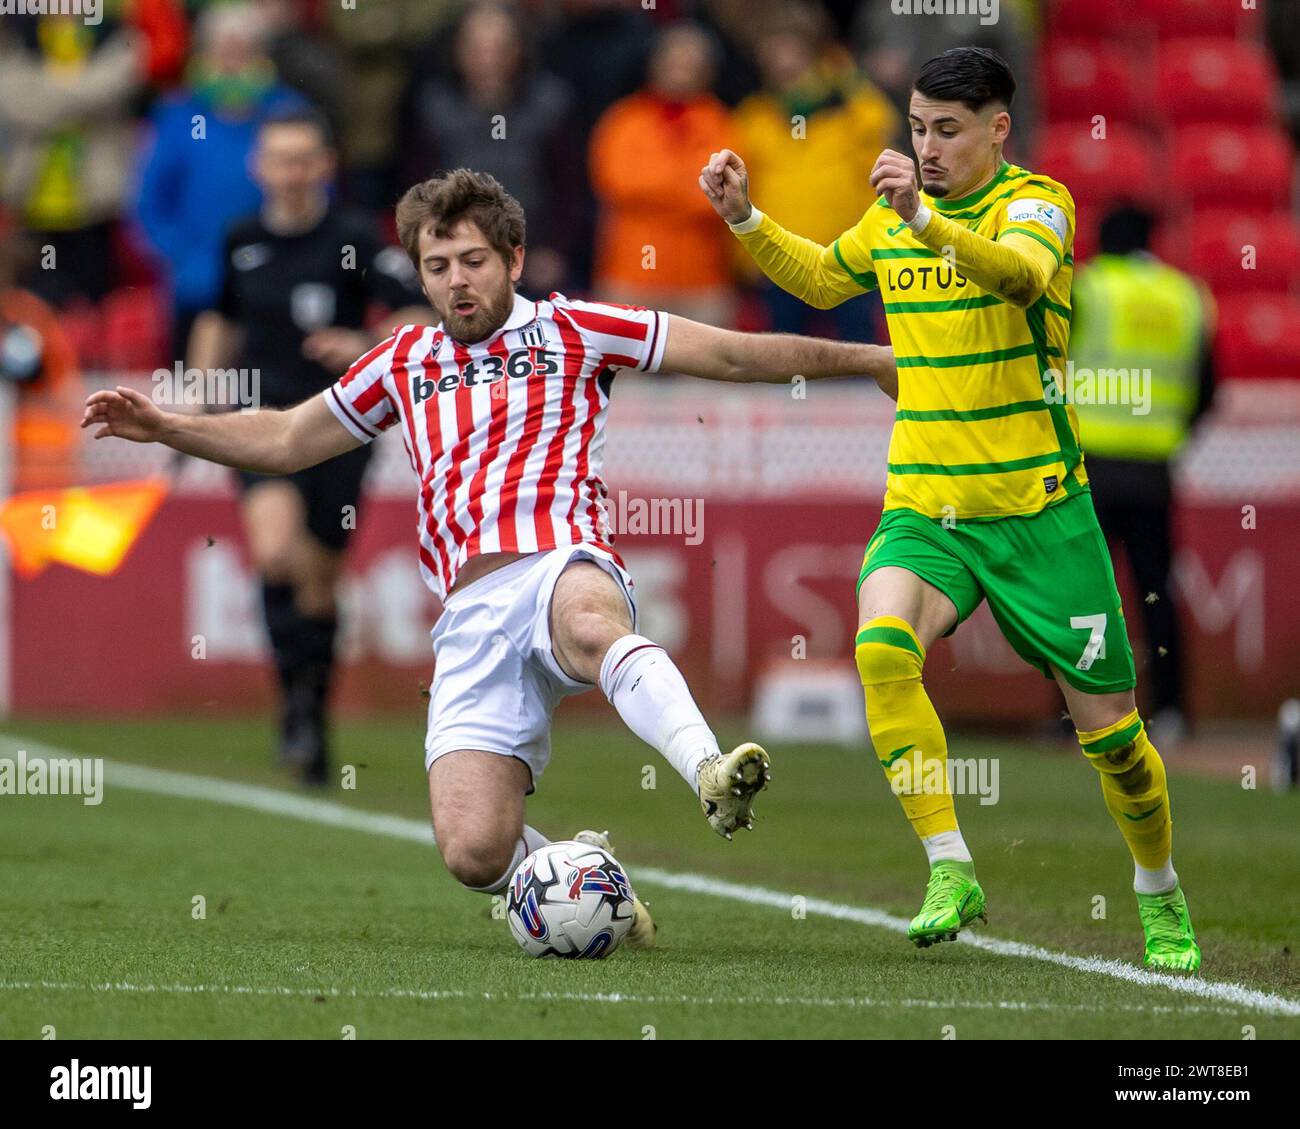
[0,980,1257,1017]
[9,740,1300,1019]
[627,869,1300,1016]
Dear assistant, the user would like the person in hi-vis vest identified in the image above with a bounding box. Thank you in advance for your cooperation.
[1070,206,1216,748]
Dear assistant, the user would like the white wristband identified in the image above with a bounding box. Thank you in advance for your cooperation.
[727,206,764,234]
[906,203,933,234]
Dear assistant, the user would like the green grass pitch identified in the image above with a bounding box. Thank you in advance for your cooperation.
[1,711,1296,1039]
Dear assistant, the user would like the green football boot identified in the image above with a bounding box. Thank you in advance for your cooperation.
[907,859,987,948]
[1137,883,1201,971]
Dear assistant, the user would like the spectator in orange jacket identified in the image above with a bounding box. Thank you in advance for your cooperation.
[589,22,737,327]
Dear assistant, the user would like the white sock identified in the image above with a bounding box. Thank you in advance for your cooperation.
[921,829,973,866]
[599,634,721,794]
[1134,860,1178,895]
[464,824,551,894]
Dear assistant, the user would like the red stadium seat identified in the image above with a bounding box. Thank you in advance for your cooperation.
[1047,0,1150,41]
[1138,0,1262,38]
[58,301,104,370]
[1035,124,1157,209]
[1035,126,1161,261]
[1042,40,1145,126]
[111,224,162,290]
[101,286,170,372]
[1214,293,1300,381]
[1168,126,1294,209]
[1156,39,1280,126]
[1183,210,1300,296]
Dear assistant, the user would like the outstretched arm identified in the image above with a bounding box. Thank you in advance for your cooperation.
[658,315,897,398]
[81,387,362,474]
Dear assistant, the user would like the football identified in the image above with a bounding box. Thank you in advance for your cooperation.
[505,841,637,959]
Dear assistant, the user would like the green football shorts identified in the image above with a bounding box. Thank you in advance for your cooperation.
[857,489,1137,694]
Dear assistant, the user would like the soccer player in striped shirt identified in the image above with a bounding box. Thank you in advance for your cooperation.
[82,167,898,948]
[702,46,1199,970]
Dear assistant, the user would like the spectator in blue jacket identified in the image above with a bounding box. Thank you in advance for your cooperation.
[133,2,304,361]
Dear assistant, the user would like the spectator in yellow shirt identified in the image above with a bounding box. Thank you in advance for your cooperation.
[733,6,899,339]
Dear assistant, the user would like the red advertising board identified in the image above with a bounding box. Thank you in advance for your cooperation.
[7,382,1298,721]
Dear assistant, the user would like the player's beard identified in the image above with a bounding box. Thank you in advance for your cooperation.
[441,283,515,343]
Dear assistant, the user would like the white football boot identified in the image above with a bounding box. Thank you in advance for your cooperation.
[572,828,657,949]
[695,742,771,840]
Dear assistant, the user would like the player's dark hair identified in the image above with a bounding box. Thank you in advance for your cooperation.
[396,168,527,269]
[1099,205,1154,255]
[259,105,335,149]
[913,46,1016,113]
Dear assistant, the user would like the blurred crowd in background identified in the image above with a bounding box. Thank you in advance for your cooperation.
[0,0,989,355]
[1,0,1298,459]
[0,0,1288,347]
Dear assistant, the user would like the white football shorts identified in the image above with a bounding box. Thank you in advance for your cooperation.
[423,544,637,790]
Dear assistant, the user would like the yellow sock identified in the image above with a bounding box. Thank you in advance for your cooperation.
[855,616,956,840]
[1077,709,1172,870]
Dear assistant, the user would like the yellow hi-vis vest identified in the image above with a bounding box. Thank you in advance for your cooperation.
[1069,253,1206,461]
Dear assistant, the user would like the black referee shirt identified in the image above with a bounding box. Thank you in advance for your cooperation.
[217,208,424,408]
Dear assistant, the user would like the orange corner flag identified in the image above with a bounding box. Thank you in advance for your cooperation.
[0,478,170,578]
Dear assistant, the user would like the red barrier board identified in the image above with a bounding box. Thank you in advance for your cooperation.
[11,491,1297,722]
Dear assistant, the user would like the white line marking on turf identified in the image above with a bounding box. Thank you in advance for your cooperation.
[10,741,1300,1019]
[0,980,1259,1017]
[630,870,1300,1017]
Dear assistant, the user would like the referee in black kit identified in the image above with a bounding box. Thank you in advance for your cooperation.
[186,107,427,784]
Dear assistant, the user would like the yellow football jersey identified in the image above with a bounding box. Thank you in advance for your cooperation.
[738,160,1085,520]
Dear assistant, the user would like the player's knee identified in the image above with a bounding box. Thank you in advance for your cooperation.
[562,610,625,670]
[255,548,298,585]
[440,833,517,891]
[855,616,925,687]
[295,583,337,619]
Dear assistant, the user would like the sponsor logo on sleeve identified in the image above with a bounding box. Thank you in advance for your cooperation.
[1005,199,1068,243]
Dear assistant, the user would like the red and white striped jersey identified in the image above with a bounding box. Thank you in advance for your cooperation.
[325,292,669,600]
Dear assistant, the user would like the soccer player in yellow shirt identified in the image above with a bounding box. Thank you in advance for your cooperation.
[700,47,1199,970]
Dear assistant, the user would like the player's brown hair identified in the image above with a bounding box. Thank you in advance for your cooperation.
[396,168,527,269]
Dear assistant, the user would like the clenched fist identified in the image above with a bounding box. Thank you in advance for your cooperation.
[869,149,921,222]
[699,149,753,226]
